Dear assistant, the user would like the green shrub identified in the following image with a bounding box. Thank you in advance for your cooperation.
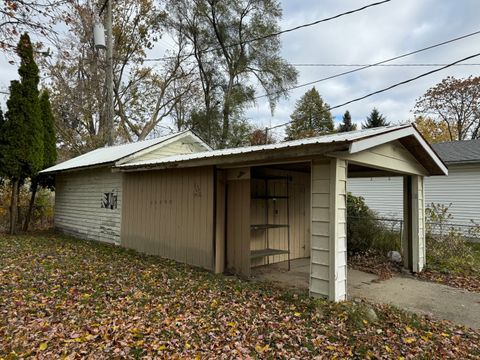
[425,203,477,275]
[346,193,401,255]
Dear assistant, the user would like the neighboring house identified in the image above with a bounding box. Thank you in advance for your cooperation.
[43,125,447,301]
[42,131,211,244]
[348,139,480,233]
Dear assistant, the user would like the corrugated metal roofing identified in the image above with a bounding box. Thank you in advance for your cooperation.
[432,139,480,164]
[117,124,411,168]
[42,131,189,173]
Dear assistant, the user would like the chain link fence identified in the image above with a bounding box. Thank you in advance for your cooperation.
[349,216,479,240]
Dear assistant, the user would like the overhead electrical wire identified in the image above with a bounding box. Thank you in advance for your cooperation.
[291,63,480,67]
[255,29,480,99]
[266,52,480,131]
[141,0,392,62]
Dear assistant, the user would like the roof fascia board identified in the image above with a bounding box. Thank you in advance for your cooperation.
[350,127,448,176]
[115,142,349,172]
[349,126,413,153]
[44,162,114,175]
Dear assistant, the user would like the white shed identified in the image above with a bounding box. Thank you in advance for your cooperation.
[43,125,447,302]
[42,131,211,243]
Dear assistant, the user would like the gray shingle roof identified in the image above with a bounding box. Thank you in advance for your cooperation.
[432,139,480,164]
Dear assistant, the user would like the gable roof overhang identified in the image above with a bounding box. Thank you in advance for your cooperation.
[116,125,448,176]
[40,130,211,174]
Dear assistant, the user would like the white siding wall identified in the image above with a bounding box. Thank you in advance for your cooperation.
[55,168,123,244]
[348,164,480,227]
[310,158,347,301]
[347,176,403,219]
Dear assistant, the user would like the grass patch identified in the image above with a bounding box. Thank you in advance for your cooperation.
[0,232,479,358]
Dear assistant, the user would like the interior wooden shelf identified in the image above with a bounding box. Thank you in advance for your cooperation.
[251,224,289,230]
[250,248,289,259]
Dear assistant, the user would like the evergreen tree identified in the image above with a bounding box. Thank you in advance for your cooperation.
[39,91,57,169]
[285,87,334,140]
[24,90,57,231]
[362,108,390,129]
[0,33,43,234]
[0,110,5,175]
[338,110,357,132]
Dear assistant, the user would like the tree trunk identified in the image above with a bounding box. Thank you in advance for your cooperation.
[23,180,38,232]
[9,179,19,235]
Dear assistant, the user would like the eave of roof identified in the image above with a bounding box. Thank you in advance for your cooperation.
[41,130,208,174]
[116,124,448,176]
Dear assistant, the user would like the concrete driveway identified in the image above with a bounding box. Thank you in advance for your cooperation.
[251,258,480,329]
[348,269,480,329]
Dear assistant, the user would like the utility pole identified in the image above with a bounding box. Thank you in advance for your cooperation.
[105,0,114,146]
[96,0,114,146]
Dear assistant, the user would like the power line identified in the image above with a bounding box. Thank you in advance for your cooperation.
[142,0,392,62]
[329,52,480,110]
[254,28,480,99]
[291,63,480,67]
[266,52,480,131]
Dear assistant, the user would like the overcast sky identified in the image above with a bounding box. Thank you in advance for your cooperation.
[0,0,478,138]
[251,0,480,136]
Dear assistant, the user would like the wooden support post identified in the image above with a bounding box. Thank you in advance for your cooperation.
[310,158,347,301]
[403,175,425,273]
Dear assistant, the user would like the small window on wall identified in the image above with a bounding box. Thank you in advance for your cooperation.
[101,190,118,210]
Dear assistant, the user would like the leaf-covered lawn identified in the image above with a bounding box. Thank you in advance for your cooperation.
[417,242,480,293]
[1,234,479,359]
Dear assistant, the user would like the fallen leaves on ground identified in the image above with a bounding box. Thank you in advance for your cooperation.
[415,269,480,293]
[348,252,402,280]
[1,234,479,359]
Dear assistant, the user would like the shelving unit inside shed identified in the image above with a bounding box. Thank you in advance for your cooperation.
[250,175,291,270]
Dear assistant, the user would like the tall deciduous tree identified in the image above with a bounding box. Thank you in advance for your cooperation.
[362,108,389,129]
[285,87,333,140]
[166,0,298,148]
[24,90,57,231]
[338,110,357,132]
[414,116,456,144]
[249,127,275,145]
[1,33,43,234]
[0,0,65,50]
[45,0,187,157]
[414,76,480,141]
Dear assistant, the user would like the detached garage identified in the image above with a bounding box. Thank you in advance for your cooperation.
[43,125,447,301]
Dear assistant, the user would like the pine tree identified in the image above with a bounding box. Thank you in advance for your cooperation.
[39,91,57,169]
[24,90,57,231]
[0,33,43,234]
[285,87,334,140]
[0,110,5,175]
[362,108,390,129]
[338,110,357,132]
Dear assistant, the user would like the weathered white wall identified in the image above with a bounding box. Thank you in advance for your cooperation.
[55,167,123,244]
[348,164,480,227]
[310,158,347,301]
